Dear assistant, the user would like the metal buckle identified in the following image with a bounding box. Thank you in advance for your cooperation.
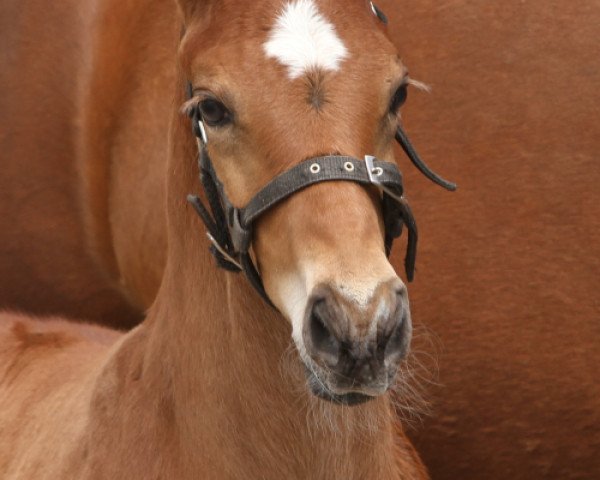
[369,1,388,24]
[228,207,252,254]
[198,120,208,145]
[205,233,242,270]
[365,155,381,185]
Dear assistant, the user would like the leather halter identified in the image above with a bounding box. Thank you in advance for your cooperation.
[185,85,455,305]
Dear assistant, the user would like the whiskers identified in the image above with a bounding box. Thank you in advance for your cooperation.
[279,345,384,436]
[388,322,441,428]
[277,329,441,437]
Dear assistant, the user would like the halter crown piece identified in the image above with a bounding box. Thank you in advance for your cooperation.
[186,85,455,306]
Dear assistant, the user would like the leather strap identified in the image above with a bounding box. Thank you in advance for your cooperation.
[240,155,403,227]
[395,126,457,191]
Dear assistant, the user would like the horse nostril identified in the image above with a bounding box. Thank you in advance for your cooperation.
[381,292,411,362]
[309,299,340,364]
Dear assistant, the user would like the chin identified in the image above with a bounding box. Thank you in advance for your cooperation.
[304,368,377,406]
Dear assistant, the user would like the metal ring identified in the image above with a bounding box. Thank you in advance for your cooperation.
[344,162,355,172]
[370,1,378,17]
[198,120,208,145]
[310,163,321,174]
[372,167,383,176]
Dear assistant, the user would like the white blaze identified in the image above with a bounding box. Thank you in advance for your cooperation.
[263,0,349,79]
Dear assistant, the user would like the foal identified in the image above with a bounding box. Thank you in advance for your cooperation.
[0,0,430,478]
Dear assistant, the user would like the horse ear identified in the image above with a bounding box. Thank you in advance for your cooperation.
[175,0,217,23]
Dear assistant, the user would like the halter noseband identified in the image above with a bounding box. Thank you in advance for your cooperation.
[185,85,455,305]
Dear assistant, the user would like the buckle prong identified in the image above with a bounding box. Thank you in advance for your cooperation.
[364,155,382,185]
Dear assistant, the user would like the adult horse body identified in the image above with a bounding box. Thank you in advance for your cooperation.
[377,1,600,478]
[0,0,429,478]
[0,0,166,327]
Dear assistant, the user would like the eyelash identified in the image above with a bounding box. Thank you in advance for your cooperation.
[389,84,408,113]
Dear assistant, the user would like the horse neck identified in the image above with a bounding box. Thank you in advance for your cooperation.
[128,80,409,479]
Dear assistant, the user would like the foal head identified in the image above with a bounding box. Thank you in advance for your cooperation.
[179,0,420,405]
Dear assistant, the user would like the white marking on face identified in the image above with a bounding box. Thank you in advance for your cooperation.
[263,0,349,79]
[275,272,309,355]
[335,259,398,309]
[338,278,389,308]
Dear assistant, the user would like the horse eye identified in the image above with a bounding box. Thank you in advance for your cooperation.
[198,99,231,126]
[390,85,408,113]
